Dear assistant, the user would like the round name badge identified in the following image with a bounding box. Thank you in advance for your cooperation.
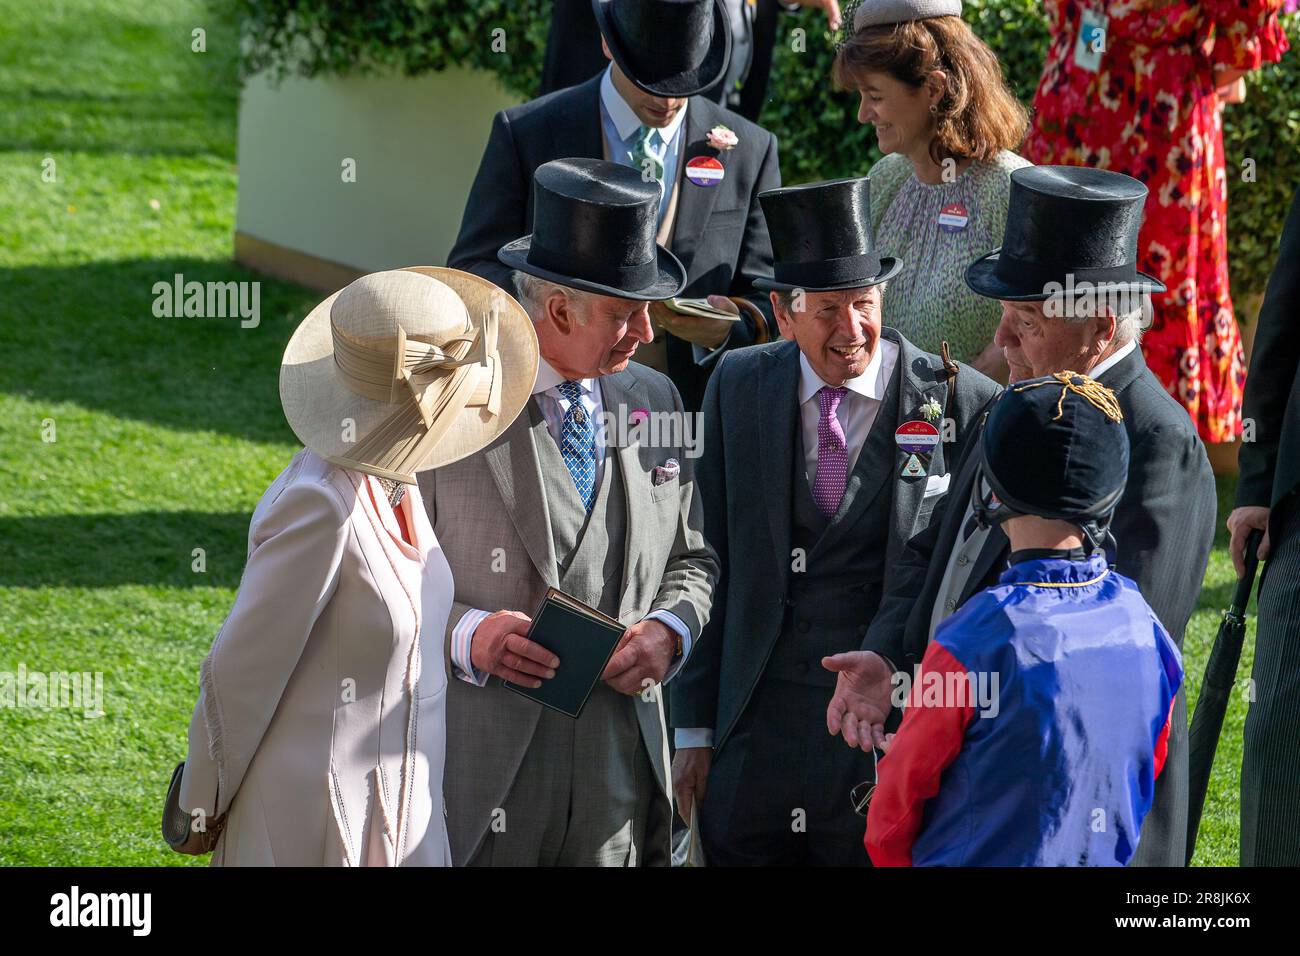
[938,202,969,233]
[895,420,940,455]
[686,156,725,187]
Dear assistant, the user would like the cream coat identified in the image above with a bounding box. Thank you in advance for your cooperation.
[178,449,452,866]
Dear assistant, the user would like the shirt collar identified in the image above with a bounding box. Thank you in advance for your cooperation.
[1090,338,1137,380]
[797,336,896,406]
[599,64,688,146]
[533,357,595,397]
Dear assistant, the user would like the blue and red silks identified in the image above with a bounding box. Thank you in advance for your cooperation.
[866,554,1183,866]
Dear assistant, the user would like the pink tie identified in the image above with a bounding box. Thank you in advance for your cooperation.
[813,386,849,517]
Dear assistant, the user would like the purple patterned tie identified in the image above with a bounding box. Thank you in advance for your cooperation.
[813,386,849,517]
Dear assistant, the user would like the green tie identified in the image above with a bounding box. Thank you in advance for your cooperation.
[629,125,665,194]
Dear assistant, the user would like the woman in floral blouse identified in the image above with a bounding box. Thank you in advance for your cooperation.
[1024,1,1290,445]
[834,2,1031,381]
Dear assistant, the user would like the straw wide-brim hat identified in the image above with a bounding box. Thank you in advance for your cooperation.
[279,267,539,483]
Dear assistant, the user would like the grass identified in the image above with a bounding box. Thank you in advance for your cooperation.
[0,0,319,865]
[0,0,1259,866]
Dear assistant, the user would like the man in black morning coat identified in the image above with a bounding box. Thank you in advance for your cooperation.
[1227,183,1300,867]
[669,177,1000,865]
[448,0,780,411]
[824,167,1217,868]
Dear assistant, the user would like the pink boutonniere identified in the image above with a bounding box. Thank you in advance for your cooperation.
[706,124,738,151]
[629,407,649,425]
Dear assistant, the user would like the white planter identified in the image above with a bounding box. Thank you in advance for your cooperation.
[235,64,522,291]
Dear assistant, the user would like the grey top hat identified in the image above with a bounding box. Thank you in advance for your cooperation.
[852,0,962,32]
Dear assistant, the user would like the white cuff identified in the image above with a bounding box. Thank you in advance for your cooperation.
[646,609,693,682]
[675,728,714,749]
[450,608,492,686]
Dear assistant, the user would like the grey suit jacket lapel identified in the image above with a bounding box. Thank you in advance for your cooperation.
[758,344,800,593]
[886,333,953,566]
[669,99,727,275]
[482,398,560,589]
[598,372,647,616]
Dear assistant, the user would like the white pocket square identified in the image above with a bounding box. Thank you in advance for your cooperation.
[923,473,950,498]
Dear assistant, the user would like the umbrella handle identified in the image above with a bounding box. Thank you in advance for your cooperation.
[1231,528,1266,615]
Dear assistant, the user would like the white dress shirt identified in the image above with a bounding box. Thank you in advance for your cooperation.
[451,358,693,685]
[1089,338,1137,380]
[674,338,900,750]
[599,64,688,225]
[798,338,898,482]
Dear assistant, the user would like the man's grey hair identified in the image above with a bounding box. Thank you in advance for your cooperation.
[512,270,590,324]
[1052,290,1151,345]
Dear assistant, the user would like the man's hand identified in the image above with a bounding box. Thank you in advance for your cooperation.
[1227,506,1271,578]
[469,610,557,687]
[788,0,842,31]
[602,618,676,695]
[672,747,712,822]
[649,297,735,349]
[823,651,895,752]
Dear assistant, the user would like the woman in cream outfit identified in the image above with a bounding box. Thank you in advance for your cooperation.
[172,267,538,866]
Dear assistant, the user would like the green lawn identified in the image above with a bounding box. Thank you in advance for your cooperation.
[0,0,1259,865]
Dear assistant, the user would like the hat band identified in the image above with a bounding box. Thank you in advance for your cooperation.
[993,254,1149,293]
[773,252,883,288]
[329,307,503,482]
[528,239,660,292]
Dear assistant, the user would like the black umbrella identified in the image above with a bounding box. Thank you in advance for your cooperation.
[1185,528,1265,865]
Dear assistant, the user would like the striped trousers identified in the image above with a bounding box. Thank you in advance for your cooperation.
[1241,494,1300,866]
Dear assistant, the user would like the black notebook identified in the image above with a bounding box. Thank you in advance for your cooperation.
[502,588,626,718]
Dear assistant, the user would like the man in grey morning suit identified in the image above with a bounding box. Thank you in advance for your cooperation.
[669,177,999,865]
[419,158,717,866]
[826,167,1217,868]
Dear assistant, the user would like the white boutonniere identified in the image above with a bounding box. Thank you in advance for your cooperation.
[920,397,943,422]
[706,124,738,151]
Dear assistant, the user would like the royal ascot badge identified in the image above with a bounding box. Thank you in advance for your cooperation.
[895,420,940,455]
[686,156,725,187]
[937,202,969,233]
[896,421,938,478]
[901,454,927,477]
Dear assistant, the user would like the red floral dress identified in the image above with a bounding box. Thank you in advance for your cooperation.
[1024,1,1289,443]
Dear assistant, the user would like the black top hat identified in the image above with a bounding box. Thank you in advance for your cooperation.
[592,0,731,98]
[498,158,687,301]
[753,177,903,292]
[966,166,1167,301]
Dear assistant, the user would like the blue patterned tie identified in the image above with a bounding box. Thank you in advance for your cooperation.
[557,380,596,511]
